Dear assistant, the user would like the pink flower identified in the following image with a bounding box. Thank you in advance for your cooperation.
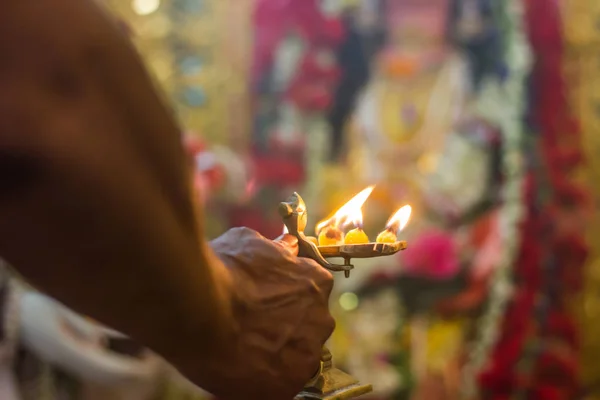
[400,229,459,279]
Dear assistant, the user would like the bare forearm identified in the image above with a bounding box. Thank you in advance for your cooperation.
[0,0,233,363]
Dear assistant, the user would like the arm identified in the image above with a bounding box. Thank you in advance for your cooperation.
[0,2,335,398]
[0,0,232,366]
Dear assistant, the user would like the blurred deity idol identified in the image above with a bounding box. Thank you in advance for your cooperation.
[329,0,509,398]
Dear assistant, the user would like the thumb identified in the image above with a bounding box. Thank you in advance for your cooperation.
[274,234,299,256]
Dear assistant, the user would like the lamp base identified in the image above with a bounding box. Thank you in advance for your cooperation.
[295,367,373,400]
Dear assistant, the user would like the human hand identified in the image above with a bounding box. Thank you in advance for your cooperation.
[189,228,335,400]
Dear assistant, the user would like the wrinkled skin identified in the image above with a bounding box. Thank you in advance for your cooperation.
[183,228,335,400]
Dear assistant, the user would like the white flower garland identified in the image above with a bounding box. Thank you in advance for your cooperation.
[460,0,532,397]
[0,265,21,400]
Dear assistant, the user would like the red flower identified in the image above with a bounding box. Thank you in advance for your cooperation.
[183,134,206,156]
[545,148,584,170]
[553,180,589,206]
[481,1,587,398]
[400,229,460,279]
[436,274,488,315]
[320,18,345,46]
[531,385,563,400]
[252,155,305,187]
[535,350,578,388]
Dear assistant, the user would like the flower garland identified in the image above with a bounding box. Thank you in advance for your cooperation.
[484,0,585,397]
[474,0,587,398]
[0,264,20,400]
[460,0,531,397]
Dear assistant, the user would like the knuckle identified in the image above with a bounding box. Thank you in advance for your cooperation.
[327,315,336,336]
[303,352,323,378]
[273,234,298,252]
[226,227,297,264]
[215,227,263,250]
[231,226,263,240]
[305,350,321,370]
[300,258,334,280]
[298,259,335,296]
[320,271,334,292]
[316,273,335,299]
[319,313,336,340]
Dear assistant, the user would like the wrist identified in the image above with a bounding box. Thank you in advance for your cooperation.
[157,246,237,373]
[193,245,238,350]
[167,246,241,389]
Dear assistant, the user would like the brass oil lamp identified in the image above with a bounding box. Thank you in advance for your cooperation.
[279,187,411,399]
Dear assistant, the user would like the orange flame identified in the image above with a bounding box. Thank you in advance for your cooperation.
[316,186,375,233]
[385,205,412,233]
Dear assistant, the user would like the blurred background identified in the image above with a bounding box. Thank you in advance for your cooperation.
[2,0,600,399]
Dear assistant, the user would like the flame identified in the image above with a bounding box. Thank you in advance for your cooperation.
[316,186,375,233]
[342,207,364,229]
[386,205,412,233]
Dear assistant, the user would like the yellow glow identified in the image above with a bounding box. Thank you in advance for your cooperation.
[316,186,375,233]
[339,292,359,311]
[132,0,160,15]
[417,152,439,174]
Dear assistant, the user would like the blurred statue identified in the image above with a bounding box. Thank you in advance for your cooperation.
[335,1,507,398]
[348,0,469,209]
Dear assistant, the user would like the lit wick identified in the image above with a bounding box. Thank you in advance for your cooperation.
[343,202,370,244]
[376,205,412,243]
[318,222,345,246]
[375,226,397,244]
[315,186,375,246]
[345,222,370,244]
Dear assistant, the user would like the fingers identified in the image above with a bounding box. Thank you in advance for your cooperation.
[273,237,334,299]
[213,227,334,296]
[273,234,299,256]
[214,227,298,261]
[296,257,334,296]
